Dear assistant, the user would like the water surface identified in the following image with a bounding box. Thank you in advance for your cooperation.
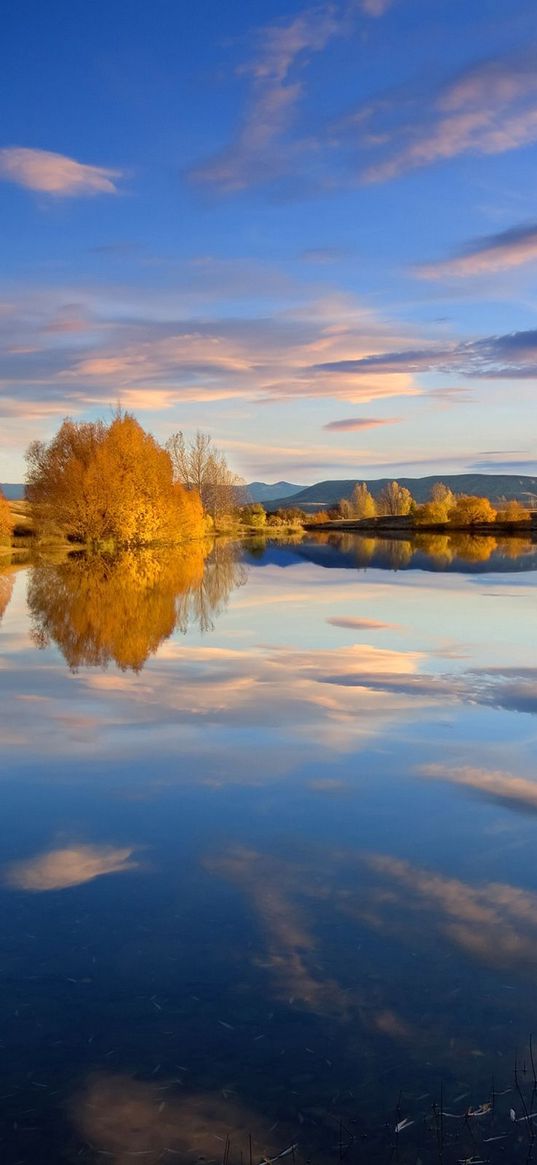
[1,534,537,1163]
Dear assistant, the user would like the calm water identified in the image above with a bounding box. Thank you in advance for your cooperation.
[1,534,537,1164]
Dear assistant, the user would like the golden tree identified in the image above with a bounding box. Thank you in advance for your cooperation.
[495,499,529,522]
[448,495,496,525]
[378,480,413,516]
[351,482,377,519]
[0,488,14,543]
[26,412,205,546]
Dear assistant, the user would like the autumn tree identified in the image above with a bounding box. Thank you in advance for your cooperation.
[240,503,266,529]
[166,430,243,526]
[0,489,12,543]
[415,482,456,524]
[378,480,413,516]
[338,497,353,518]
[351,482,377,519]
[26,412,205,547]
[495,499,529,522]
[448,495,496,526]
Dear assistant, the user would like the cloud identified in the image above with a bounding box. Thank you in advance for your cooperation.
[189,5,349,193]
[359,0,394,14]
[323,416,401,431]
[312,326,537,379]
[4,843,139,891]
[416,222,537,279]
[0,282,422,435]
[0,147,123,196]
[420,763,537,814]
[358,49,537,183]
[326,616,400,629]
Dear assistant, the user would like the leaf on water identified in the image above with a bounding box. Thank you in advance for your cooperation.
[467,1102,491,1117]
[510,1107,516,1121]
[395,1118,414,1133]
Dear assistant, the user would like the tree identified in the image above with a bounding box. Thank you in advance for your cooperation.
[448,495,496,526]
[166,430,243,526]
[240,503,266,529]
[0,489,12,543]
[351,482,377,519]
[378,481,413,516]
[495,499,529,522]
[338,497,353,518]
[431,482,455,508]
[26,412,205,547]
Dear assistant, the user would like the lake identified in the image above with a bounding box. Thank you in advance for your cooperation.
[1,533,537,1164]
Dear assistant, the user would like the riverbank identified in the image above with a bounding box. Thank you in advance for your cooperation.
[304,513,537,536]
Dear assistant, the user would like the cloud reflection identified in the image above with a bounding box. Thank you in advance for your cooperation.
[75,1074,285,1165]
[5,844,139,891]
[359,853,537,970]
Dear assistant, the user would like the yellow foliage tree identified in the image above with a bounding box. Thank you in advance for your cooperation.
[26,412,205,547]
[495,499,529,522]
[351,482,377,519]
[0,488,13,543]
[378,481,413,516]
[448,495,496,526]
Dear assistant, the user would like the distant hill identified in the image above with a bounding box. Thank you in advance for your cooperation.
[265,474,537,512]
[1,483,25,500]
[245,480,304,503]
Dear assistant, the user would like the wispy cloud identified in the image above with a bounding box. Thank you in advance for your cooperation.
[359,0,394,15]
[0,281,422,433]
[416,222,537,279]
[189,5,348,192]
[0,147,123,196]
[313,326,537,379]
[360,50,537,182]
[323,416,401,431]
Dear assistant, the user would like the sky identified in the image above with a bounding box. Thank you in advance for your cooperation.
[1,0,537,484]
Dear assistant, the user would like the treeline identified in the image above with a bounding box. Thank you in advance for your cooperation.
[309,480,532,526]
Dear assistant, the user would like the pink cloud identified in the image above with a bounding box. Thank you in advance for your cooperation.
[416,222,537,279]
[0,147,123,196]
[323,416,401,431]
[361,52,537,182]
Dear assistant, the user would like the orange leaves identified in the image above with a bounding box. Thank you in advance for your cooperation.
[26,411,207,546]
[0,489,12,543]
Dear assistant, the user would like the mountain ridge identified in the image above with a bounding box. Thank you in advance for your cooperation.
[264,473,537,511]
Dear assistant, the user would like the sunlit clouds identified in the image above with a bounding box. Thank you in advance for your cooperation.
[4,844,139,891]
[416,222,537,280]
[0,147,123,196]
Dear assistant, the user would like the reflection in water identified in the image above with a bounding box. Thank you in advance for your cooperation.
[421,763,537,814]
[306,531,537,572]
[207,847,351,1017]
[27,542,246,671]
[5,843,139,891]
[2,540,537,1163]
[75,1075,286,1165]
[0,568,14,624]
[357,853,537,970]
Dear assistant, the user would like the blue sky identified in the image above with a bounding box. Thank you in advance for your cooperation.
[2,0,537,482]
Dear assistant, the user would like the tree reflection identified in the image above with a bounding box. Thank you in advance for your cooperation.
[27,543,246,671]
[0,569,14,625]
